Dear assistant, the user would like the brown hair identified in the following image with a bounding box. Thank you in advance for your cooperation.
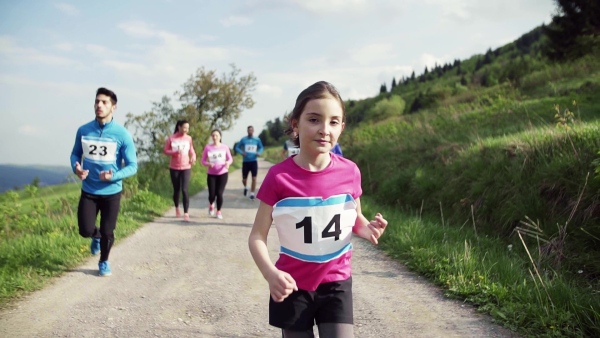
[285,81,345,146]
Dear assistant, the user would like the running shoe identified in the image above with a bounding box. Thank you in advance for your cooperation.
[184,213,190,222]
[98,261,112,277]
[175,208,181,218]
[249,193,255,200]
[209,204,215,216]
[243,187,248,196]
[90,237,100,255]
[216,211,223,219]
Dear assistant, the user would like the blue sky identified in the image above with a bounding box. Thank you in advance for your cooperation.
[0,0,555,166]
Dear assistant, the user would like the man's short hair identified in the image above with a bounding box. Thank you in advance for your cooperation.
[96,87,118,105]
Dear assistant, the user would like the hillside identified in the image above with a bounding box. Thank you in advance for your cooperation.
[0,164,74,193]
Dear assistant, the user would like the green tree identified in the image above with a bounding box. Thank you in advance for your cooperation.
[364,95,406,122]
[379,83,388,94]
[125,64,257,162]
[544,0,600,60]
[31,176,40,188]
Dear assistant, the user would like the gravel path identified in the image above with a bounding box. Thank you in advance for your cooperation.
[0,159,518,337]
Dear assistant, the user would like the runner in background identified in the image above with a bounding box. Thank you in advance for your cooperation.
[234,126,264,200]
[163,120,196,222]
[281,138,300,160]
[201,129,233,219]
[331,143,343,157]
[70,87,138,277]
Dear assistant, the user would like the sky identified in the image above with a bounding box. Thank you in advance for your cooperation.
[0,0,556,166]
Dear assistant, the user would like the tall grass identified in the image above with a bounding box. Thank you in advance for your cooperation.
[360,198,600,337]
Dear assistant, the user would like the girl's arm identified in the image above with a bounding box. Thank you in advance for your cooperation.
[352,197,388,244]
[225,147,233,167]
[163,136,177,156]
[248,201,297,302]
[188,138,197,165]
[200,146,210,167]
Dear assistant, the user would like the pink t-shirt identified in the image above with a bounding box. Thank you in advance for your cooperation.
[201,143,233,176]
[257,154,362,291]
[163,133,196,170]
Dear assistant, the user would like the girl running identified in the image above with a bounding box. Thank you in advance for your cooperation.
[201,129,233,219]
[163,120,196,222]
[248,81,388,337]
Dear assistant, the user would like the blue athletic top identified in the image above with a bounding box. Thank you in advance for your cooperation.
[332,143,343,156]
[70,118,138,195]
[234,136,264,162]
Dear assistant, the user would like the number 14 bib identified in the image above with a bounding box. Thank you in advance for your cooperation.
[272,194,357,263]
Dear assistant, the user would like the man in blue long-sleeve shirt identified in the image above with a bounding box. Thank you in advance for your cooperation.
[70,87,137,277]
[234,125,263,199]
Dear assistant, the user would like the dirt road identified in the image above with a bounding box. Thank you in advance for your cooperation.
[0,159,518,337]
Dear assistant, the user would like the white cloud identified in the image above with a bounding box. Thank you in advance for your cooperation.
[350,43,398,65]
[418,53,452,71]
[256,84,283,97]
[86,44,110,54]
[0,36,82,67]
[220,15,254,27]
[288,0,368,14]
[103,60,148,75]
[54,42,74,51]
[110,20,256,83]
[18,125,41,136]
[118,21,158,39]
[53,2,79,16]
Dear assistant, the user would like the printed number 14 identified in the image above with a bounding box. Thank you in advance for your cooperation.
[295,214,341,244]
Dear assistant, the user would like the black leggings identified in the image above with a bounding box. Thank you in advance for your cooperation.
[170,168,191,213]
[207,173,228,210]
[77,191,122,262]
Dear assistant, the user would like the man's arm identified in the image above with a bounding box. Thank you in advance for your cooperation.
[111,132,138,181]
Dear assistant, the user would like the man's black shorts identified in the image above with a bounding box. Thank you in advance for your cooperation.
[269,277,353,331]
[242,161,258,179]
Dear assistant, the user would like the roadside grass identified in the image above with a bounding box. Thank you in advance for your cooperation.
[0,157,247,308]
[263,146,284,164]
[360,197,600,338]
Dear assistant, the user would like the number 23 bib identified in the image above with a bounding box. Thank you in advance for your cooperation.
[82,136,117,163]
[272,194,357,263]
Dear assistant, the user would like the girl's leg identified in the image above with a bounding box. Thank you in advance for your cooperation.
[215,173,228,210]
[169,169,181,208]
[207,174,217,205]
[317,323,354,338]
[281,329,315,338]
[181,169,191,213]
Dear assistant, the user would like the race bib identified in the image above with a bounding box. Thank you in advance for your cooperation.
[208,150,226,164]
[82,136,117,162]
[171,141,189,153]
[272,194,357,263]
[287,147,300,157]
[245,144,257,153]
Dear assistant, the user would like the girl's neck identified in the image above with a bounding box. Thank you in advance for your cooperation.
[293,151,331,172]
[213,140,221,146]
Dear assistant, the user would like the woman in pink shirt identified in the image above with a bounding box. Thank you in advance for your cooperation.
[163,120,196,222]
[201,129,233,219]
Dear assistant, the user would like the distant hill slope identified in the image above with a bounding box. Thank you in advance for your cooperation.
[0,164,74,193]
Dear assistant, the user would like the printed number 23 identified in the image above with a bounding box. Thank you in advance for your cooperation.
[89,145,108,156]
[296,214,341,244]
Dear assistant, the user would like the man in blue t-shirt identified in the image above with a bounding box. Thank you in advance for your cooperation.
[234,125,264,199]
[70,87,138,277]
[332,143,343,156]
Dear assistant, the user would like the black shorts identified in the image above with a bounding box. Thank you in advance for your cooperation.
[269,277,353,331]
[242,161,258,179]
